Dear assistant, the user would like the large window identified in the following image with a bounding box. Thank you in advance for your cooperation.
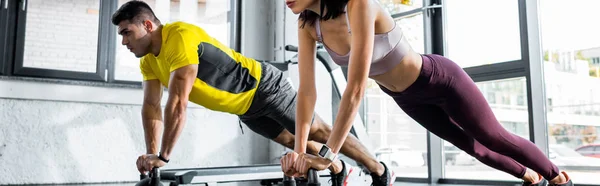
[443,77,529,181]
[364,0,600,185]
[0,0,237,84]
[22,0,100,73]
[540,0,600,184]
[114,0,232,82]
[444,0,522,68]
[365,8,427,178]
[13,0,106,81]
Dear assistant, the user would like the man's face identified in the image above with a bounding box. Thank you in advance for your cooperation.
[117,20,152,58]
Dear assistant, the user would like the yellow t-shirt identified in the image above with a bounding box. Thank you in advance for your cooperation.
[140,21,262,115]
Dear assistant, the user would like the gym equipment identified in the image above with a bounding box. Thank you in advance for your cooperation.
[282,168,320,186]
[282,175,296,186]
[136,167,164,186]
[306,169,320,186]
[160,164,285,185]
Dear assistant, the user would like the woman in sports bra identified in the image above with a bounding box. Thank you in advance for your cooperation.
[279,0,574,186]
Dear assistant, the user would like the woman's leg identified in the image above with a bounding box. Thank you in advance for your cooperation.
[397,103,528,179]
[430,54,569,184]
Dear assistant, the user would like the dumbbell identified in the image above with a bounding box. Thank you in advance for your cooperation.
[282,175,296,186]
[136,167,164,186]
[282,168,319,186]
[306,169,320,186]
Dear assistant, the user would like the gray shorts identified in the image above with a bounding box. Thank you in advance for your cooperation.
[238,62,312,139]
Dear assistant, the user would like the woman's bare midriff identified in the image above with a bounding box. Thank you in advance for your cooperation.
[369,50,423,93]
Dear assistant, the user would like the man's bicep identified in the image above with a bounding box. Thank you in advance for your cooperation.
[143,79,163,107]
[168,64,198,98]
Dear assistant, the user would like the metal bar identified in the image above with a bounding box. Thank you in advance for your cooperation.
[229,0,241,52]
[523,0,549,154]
[391,4,442,19]
[96,0,111,81]
[470,70,525,83]
[3,0,8,9]
[189,172,283,184]
[438,178,522,185]
[107,0,118,83]
[423,0,444,183]
[464,60,527,82]
[396,177,429,183]
[12,68,106,81]
[161,164,329,184]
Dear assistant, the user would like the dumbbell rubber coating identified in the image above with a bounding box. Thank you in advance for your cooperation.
[282,175,296,186]
[136,167,164,186]
[307,169,320,186]
[282,168,319,186]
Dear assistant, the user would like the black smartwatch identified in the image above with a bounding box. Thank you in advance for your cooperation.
[318,145,338,162]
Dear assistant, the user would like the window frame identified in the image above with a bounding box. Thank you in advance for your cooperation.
[0,0,6,75]
[12,0,107,81]
[1,0,240,86]
[0,0,16,76]
[376,0,556,185]
[107,0,241,85]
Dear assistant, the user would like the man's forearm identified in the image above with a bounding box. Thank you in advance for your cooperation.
[142,104,163,155]
[160,95,188,159]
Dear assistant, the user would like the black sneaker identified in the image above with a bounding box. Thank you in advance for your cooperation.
[330,160,348,186]
[548,172,574,186]
[522,172,548,186]
[370,162,395,186]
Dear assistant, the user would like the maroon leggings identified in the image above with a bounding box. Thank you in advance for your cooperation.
[378,54,560,180]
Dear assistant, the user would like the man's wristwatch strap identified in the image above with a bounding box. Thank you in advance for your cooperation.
[158,153,170,163]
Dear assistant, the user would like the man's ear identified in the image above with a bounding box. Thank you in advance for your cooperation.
[143,20,154,31]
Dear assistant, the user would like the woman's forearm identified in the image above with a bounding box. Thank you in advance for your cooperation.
[326,85,365,154]
[295,89,317,154]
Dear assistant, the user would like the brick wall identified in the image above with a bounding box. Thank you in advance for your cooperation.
[23,0,100,73]
[21,0,229,80]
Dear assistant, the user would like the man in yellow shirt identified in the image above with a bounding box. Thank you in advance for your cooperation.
[111,1,390,185]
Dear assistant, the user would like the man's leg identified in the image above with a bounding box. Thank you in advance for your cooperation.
[255,62,387,184]
[271,127,323,156]
[256,64,386,177]
[306,114,385,176]
[264,93,386,176]
[237,115,324,159]
[238,114,343,173]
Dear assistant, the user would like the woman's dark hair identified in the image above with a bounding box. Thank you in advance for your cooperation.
[298,0,350,28]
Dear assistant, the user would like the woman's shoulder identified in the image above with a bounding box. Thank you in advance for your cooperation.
[297,19,319,41]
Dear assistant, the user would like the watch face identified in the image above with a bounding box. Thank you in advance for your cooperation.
[319,146,328,157]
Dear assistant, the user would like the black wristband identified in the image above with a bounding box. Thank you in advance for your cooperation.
[158,153,169,163]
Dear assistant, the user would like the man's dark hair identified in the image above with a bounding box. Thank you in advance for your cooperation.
[298,0,349,29]
[111,0,161,25]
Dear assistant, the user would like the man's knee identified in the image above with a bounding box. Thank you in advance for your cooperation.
[308,115,331,142]
[274,130,296,148]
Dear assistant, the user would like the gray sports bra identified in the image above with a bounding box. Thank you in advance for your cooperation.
[315,8,411,76]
